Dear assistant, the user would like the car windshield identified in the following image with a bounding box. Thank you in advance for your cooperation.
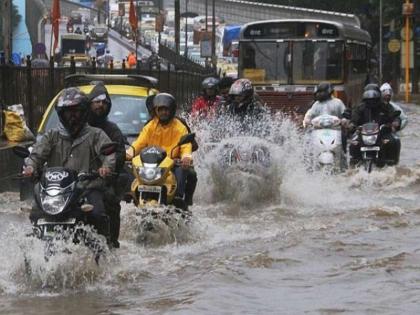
[43,94,150,136]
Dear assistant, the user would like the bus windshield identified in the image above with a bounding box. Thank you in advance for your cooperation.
[293,41,343,84]
[239,40,344,84]
[240,41,288,84]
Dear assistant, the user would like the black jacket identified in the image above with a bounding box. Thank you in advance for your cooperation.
[88,83,126,172]
[351,100,400,128]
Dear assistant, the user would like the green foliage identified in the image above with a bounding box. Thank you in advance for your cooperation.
[0,4,22,50]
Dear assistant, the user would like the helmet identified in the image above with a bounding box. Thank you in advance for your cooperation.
[153,93,176,124]
[202,77,220,90]
[364,83,381,93]
[202,77,220,98]
[219,76,235,90]
[362,89,381,108]
[314,82,333,102]
[55,87,88,137]
[380,82,393,97]
[228,78,254,108]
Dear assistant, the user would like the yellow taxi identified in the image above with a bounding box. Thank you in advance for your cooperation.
[37,74,158,142]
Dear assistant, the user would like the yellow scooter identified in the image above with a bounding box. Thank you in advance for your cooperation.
[128,133,195,244]
[129,133,195,209]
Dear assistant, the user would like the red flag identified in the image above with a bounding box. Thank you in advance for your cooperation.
[51,0,61,51]
[129,0,138,32]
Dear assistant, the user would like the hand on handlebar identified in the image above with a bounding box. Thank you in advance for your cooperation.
[180,157,193,169]
[98,167,112,178]
[22,165,34,177]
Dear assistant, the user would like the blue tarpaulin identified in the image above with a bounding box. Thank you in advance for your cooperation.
[223,25,241,46]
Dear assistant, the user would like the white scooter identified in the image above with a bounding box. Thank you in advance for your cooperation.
[308,114,345,172]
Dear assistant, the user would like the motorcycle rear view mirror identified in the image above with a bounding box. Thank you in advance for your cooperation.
[12,146,30,159]
[100,142,117,156]
[177,133,195,146]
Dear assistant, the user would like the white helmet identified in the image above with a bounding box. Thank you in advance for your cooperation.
[380,83,393,97]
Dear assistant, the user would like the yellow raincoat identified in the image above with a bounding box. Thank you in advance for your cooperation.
[131,117,192,159]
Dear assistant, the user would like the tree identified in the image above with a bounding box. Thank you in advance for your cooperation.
[0,4,21,50]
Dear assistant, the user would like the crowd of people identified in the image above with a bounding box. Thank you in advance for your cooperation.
[20,73,406,249]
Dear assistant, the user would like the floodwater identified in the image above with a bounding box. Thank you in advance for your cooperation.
[1,103,420,314]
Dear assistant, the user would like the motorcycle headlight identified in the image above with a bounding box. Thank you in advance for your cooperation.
[362,135,378,146]
[40,187,71,215]
[138,164,162,183]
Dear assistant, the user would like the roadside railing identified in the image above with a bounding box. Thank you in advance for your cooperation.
[0,55,215,131]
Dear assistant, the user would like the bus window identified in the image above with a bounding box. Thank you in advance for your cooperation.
[293,41,343,84]
[239,42,288,84]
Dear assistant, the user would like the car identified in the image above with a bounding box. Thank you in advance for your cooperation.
[90,24,109,43]
[37,74,159,143]
[70,11,83,24]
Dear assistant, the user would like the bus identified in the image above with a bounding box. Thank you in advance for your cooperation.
[238,19,372,114]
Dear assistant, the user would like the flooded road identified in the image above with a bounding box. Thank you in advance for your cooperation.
[1,102,420,314]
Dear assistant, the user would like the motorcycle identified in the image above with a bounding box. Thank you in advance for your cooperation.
[350,110,401,173]
[352,122,400,173]
[128,133,195,244]
[203,137,276,205]
[13,143,116,261]
[308,114,345,173]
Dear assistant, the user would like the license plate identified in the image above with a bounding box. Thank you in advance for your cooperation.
[37,218,76,225]
[138,185,162,193]
[361,146,380,152]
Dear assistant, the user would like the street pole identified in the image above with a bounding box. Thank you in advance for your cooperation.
[184,0,188,56]
[211,0,216,69]
[405,0,411,103]
[158,0,162,51]
[379,0,383,83]
[205,0,208,66]
[136,0,139,62]
[175,0,180,55]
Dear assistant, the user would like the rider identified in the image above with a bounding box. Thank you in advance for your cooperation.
[74,26,83,35]
[191,77,221,118]
[218,76,235,105]
[380,82,408,130]
[88,83,127,248]
[22,87,115,239]
[303,82,347,128]
[126,93,193,208]
[225,78,266,118]
[349,83,401,165]
[145,94,198,206]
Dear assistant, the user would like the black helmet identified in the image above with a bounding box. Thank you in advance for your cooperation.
[362,89,381,109]
[202,77,220,90]
[364,83,381,93]
[202,77,220,98]
[314,82,333,102]
[55,87,89,137]
[362,89,381,101]
[219,76,235,90]
[153,93,176,124]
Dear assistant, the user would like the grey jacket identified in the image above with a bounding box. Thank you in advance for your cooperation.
[27,123,116,175]
[304,97,346,123]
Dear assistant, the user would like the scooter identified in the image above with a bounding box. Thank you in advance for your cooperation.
[309,114,345,172]
[128,133,195,244]
[13,143,116,260]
